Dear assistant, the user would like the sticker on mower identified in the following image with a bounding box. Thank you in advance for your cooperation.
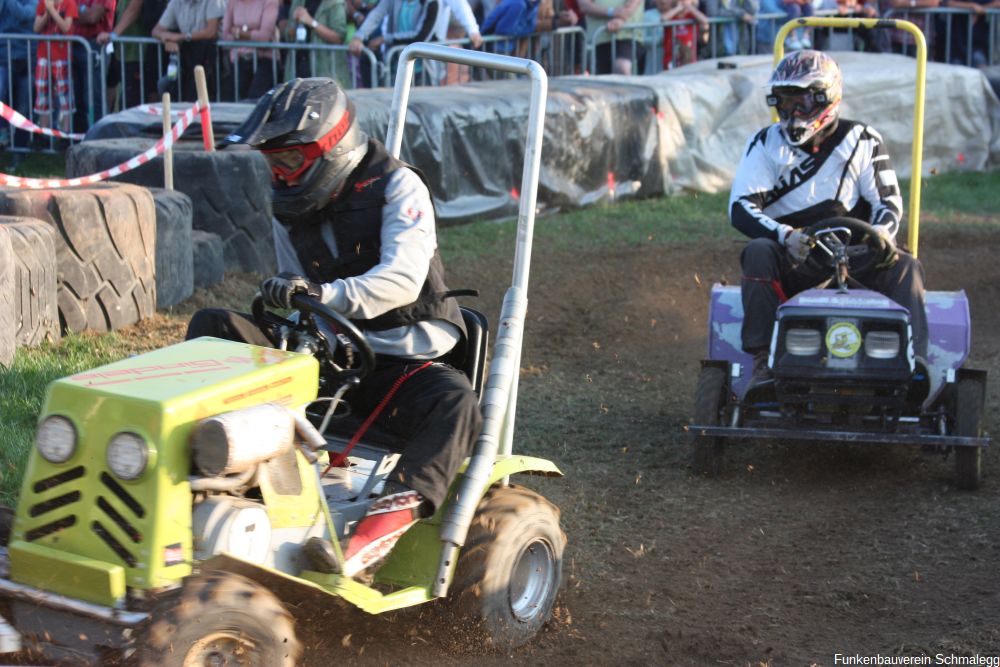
[826,322,862,358]
[796,294,892,308]
[163,543,185,567]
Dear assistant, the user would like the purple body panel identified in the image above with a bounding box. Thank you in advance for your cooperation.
[706,285,971,402]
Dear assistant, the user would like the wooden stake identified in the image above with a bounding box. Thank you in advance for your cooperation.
[194,65,215,151]
[162,93,173,191]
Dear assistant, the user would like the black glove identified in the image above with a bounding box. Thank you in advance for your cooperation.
[260,273,321,309]
[871,225,899,270]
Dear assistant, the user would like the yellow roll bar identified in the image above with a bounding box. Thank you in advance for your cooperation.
[772,18,927,257]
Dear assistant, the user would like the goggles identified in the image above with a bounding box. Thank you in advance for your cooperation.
[262,144,319,184]
[260,108,353,185]
[766,89,829,120]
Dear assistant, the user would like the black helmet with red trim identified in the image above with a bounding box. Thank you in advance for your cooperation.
[224,77,368,218]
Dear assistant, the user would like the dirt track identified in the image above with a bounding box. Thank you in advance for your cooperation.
[290,224,1000,666]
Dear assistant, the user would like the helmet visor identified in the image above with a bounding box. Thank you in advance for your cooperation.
[767,88,829,120]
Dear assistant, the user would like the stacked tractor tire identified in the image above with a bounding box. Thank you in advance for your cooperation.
[66,140,276,275]
[0,139,273,367]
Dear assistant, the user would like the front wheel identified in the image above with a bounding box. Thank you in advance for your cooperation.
[953,378,984,491]
[449,485,566,652]
[137,571,301,667]
[692,365,728,476]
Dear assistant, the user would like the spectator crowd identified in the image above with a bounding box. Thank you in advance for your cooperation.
[0,0,993,142]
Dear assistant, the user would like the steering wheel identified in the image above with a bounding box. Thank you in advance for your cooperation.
[251,293,376,384]
[803,216,889,279]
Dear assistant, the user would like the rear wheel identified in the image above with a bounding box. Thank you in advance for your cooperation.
[953,378,984,491]
[137,571,300,667]
[449,485,566,652]
[692,365,728,476]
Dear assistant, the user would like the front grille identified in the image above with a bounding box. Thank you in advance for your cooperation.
[32,466,85,493]
[96,497,142,543]
[28,491,81,517]
[99,473,145,518]
[24,467,85,542]
[91,521,136,567]
[25,515,76,541]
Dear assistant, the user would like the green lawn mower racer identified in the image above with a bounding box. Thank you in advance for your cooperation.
[0,44,563,666]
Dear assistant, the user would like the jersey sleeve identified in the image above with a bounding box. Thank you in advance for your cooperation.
[321,168,436,319]
[729,127,793,244]
[855,125,903,237]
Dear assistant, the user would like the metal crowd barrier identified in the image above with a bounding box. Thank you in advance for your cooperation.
[99,35,379,112]
[884,7,998,67]
[0,8,994,151]
[586,11,842,75]
[382,27,587,87]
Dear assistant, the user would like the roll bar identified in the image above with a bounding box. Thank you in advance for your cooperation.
[385,43,548,598]
[773,18,927,257]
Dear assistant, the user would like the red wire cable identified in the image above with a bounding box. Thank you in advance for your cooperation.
[322,361,434,475]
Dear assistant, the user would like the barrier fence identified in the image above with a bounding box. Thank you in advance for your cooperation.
[0,6,996,153]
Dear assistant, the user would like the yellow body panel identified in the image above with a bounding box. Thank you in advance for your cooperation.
[11,338,320,602]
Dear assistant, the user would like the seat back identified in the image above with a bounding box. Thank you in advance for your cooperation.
[454,306,489,398]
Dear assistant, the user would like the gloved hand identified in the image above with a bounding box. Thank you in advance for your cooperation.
[783,228,813,264]
[260,273,321,309]
[870,224,899,270]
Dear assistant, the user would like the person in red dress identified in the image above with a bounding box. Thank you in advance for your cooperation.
[656,0,707,69]
[33,0,78,132]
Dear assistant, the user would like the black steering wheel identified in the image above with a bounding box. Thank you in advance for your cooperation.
[251,293,376,384]
[803,216,889,279]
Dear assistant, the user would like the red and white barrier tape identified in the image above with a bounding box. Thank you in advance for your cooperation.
[136,103,181,116]
[0,101,203,189]
[0,101,85,140]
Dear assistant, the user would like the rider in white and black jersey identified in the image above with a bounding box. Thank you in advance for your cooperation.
[730,50,927,382]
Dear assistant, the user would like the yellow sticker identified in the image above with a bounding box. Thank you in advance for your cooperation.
[826,322,861,358]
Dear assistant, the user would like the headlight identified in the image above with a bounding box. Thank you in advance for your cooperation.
[107,432,149,481]
[785,328,821,356]
[36,416,77,464]
[865,330,900,359]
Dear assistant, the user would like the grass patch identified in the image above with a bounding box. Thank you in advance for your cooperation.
[440,169,1000,259]
[0,334,134,504]
[918,170,1000,217]
[0,152,66,179]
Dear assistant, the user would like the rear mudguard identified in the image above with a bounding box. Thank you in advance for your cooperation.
[200,455,562,615]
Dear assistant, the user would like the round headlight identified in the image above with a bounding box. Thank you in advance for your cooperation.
[107,432,149,481]
[36,416,77,464]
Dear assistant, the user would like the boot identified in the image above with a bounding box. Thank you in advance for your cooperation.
[747,349,773,391]
[341,485,425,578]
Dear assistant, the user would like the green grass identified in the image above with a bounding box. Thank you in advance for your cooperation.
[0,334,133,503]
[0,152,66,179]
[0,167,998,504]
[440,169,1000,259]
[917,170,1000,217]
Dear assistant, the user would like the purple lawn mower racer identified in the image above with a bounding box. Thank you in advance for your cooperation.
[690,17,989,490]
[691,216,989,489]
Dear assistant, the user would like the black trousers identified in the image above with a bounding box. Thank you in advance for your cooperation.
[231,56,277,101]
[740,237,929,359]
[186,308,482,512]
